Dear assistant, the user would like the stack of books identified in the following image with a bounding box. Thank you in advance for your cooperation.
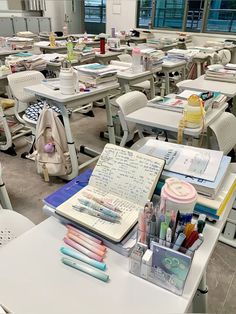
[148,96,186,113]
[167,49,198,61]
[205,64,236,83]
[75,63,119,86]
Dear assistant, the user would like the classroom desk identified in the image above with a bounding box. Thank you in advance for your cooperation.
[34,42,67,54]
[179,75,236,99]
[0,49,24,61]
[125,103,228,144]
[129,37,147,44]
[161,59,187,95]
[24,82,119,180]
[117,67,162,99]
[0,186,234,314]
[95,51,122,65]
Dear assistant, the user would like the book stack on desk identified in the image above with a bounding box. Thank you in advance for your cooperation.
[167,49,198,61]
[205,64,236,83]
[148,96,186,113]
[137,139,236,220]
[75,63,119,86]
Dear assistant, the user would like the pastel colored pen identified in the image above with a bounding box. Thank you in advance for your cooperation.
[165,212,171,227]
[139,210,146,244]
[66,224,102,244]
[67,228,106,252]
[159,222,168,246]
[60,247,106,270]
[78,197,121,219]
[72,204,120,223]
[185,235,204,257]
[173,233,186,251]
[82,191,121,212]
[67,232,105,257]
[165,227,172,248]
[64,236,103,262]
[149,214,156,238]
[61,257,109,282]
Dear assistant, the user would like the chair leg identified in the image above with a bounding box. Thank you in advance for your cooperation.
[120,130,129,147]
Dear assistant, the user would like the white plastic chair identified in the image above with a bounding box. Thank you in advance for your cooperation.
[208,112,236,155]
[5,71,45,155]
[0,210,35,247]
[176,79,193,92]
[115,91,147,147]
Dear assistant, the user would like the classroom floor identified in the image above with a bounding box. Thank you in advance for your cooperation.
[1,106,236,314]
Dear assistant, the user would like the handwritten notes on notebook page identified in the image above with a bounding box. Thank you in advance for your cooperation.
[56,144,165,242]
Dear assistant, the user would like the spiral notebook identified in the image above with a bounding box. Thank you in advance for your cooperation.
[56,144,165,242]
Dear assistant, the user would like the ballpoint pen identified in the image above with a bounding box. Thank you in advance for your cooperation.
[72,205,120,223]
[78,197,121,219]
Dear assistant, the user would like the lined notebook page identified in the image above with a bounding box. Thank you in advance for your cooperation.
[88,144,165,207]
[56,185,141,242]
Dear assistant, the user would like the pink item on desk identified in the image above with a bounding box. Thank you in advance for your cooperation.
[160,178,197,214]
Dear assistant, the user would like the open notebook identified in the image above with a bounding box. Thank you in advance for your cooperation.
[56,144,165,242]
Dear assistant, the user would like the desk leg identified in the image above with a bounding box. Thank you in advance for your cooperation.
[59,103,79,180]
[165,72,170,95]
[192,271,208,313]
[197,62,201,78]
[104,95,116,145]
[150,76,155,99]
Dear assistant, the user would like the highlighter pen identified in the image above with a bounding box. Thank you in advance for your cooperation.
[82,191,121,212]
[67,233,105,257]
[67,228,106,252]
[185,235,204,257]
[184,230,199,249]
[139,209,147,244]
[159,222,168,246]
[66,224,102,244]
[165,212,171,227]
[197,214,206,233]
[61,257,109,282]
[78,197,121,219]
[64,237,103,262]
[60,247,106,271]
[165,227,172,248]
[173,233,186,251]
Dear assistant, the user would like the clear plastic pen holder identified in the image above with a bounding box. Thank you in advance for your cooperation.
[129,230,194,296]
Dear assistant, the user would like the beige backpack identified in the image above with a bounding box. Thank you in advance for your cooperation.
[35,107,72,181]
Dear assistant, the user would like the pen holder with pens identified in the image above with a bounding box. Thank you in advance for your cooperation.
[129,232,195,296]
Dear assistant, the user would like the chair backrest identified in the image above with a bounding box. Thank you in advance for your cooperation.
[7,70,45,103]
[209,112,236,155]
[118,53,132,63]
[116,91,147,133]
[0,210,35,247]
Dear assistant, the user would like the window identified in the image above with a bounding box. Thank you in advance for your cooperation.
[137,0,236,34]
[206,0,236,32]
[137,0,153,28]
[85,0,106,24]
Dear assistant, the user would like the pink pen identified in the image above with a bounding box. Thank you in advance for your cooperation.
[67,233,105,257]
[64,237,103,262]
[68,228,106,252]
[66,225,102,244]
[138,210,146,244]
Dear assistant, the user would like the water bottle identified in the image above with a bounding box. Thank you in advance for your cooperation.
[63,23,68,36]
[132,47,142,73]
[59,60,75,95]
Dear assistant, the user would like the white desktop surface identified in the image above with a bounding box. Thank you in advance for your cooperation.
[126,103,227,137]
[25,82,120,104]
[0,216,222,314]
[180,75,236,98]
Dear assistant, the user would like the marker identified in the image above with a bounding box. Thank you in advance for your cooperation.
[173,233,186,251]
[159,222,168,246]
[60,247,106,270]
[64,236,103,262]
[186,235,204,256]
[166,227,172,248]
[66,224,102,244]
[82,191,121,212]
[67,233,105,257]
[184,230,199,249]
[197,214,206,233]
[61,257,109,282]
[139,210,146,244]
[67,228,106,252]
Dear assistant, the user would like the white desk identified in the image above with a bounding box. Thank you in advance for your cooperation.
[179,75,236,99]
[0,215,226,314]
[125,103,228,143]
[34,42,67,54]
[95,51,122,65]
[24,82,119,180]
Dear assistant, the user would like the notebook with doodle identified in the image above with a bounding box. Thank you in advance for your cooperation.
[56,144,165,242]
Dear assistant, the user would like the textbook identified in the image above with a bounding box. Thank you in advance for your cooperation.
[56,144,165,242]
[161,156,231,199]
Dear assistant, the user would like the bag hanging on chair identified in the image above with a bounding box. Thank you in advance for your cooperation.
[35,106,72,181]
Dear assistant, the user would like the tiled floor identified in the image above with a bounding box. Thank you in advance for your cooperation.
[1,106,236,313]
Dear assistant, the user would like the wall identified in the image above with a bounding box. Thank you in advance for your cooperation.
[106,0,137,33]
[0,0,40,17]
[44,0,65,32]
